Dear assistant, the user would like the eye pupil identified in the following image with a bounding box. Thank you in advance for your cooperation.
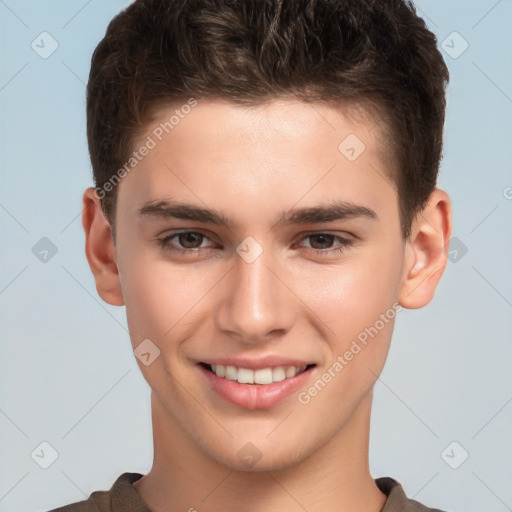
[311,234,333,249]
[179,232,203,248]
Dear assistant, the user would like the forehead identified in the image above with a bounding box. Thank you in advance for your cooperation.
[144,96,386,159]
[119,97,396,224]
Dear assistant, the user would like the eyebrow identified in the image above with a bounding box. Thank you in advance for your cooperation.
[137,199,377,229]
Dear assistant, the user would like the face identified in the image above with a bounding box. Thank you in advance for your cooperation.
[113,97,406,471]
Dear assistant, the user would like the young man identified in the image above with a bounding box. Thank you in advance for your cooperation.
[49,0,452,510]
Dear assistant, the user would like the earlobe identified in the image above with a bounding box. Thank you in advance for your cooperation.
[82,187,125,306]
[398,188,452,309]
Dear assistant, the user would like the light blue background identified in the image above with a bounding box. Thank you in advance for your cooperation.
[1,1,511,511]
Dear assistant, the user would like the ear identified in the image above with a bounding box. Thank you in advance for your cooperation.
[398,188,452,309]
[82,187,124,306]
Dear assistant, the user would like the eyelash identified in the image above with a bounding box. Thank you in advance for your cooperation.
[155,230,354,257]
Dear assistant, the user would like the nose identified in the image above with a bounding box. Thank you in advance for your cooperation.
[214,241,296,345]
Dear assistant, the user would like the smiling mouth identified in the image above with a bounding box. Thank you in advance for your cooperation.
[200,362,316,385]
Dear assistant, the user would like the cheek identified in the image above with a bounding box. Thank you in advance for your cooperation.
[292,246,403,344]
[118,249,214,347]
[291,261,401,431]
[119,250,226,354]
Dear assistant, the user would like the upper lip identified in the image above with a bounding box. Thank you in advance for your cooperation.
[199,356,316,370]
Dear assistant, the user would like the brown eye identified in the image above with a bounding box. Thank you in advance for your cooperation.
[297,232,354,257]
[177,232,204,249]
[307,234,336,250]
[156,230,215,254]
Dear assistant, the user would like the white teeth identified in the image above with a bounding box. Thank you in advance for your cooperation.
[272,367,286,382]
[209,364,310,384]
[225,365,237,381]
[254,368,273,385]
[285,366,298,378]
[237,368,254,384]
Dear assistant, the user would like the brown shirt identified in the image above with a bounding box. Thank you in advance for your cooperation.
[46,472,447,512]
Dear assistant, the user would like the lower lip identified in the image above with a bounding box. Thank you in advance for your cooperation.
[199,365,314,410]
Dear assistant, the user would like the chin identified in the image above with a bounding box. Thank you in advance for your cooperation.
[207,440,313,473]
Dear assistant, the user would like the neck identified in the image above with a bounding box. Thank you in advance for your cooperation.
[133,390,386,512]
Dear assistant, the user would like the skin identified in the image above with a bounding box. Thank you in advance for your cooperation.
[82,97,451,512]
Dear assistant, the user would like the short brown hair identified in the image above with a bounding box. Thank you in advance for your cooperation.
[87,0,449,238]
